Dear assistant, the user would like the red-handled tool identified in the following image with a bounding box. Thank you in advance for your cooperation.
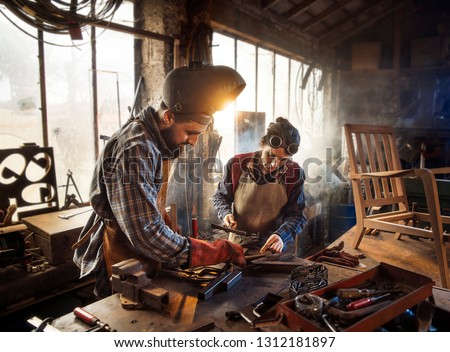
[73,307,116,332]
[346,293,391,311]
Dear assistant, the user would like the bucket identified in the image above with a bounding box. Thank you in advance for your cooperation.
[328,204,356,242]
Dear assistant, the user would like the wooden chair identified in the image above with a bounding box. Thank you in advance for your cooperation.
[344,124,450,288]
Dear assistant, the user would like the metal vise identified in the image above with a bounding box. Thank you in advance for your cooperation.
[111,258,169,311]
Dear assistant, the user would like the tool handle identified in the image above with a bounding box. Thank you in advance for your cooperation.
[337,288,373,299]
[211,223,247,236]
[73,307,98,326]
[347,293,390,311]
[346,297,373,310]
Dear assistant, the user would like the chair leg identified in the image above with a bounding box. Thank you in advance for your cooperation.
[431,228,450,289]
[352,224,366,249]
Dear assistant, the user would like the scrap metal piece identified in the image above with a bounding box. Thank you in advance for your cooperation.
[197,266,242,301]
[197,270,234,301]
[111,259,169,311]
[210,223,247,236]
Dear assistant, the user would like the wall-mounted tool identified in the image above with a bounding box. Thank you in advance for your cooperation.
[111,258,169,311]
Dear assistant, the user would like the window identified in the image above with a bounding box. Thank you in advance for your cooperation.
[0,3,134,207]
[212,32,324,166]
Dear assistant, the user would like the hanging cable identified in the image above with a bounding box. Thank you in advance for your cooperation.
[2,0,123,37]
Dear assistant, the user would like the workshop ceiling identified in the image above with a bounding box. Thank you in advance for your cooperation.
[224,0,450,50]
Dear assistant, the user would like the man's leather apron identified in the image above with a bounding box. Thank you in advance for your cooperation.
[231,173,288,243]
[103,219,161,279]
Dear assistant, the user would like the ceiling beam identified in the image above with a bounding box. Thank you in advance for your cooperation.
[299,0,354,31]
[261,0,284,11]
[325,1,422,48]
[281,0,318,21]
[317,0,387,41]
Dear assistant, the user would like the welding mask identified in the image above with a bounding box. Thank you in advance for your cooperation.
[162,63,246,125]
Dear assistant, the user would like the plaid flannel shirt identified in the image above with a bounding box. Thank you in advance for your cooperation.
[73,106,189,296]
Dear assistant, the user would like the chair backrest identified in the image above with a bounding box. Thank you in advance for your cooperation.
[344,124,409,217]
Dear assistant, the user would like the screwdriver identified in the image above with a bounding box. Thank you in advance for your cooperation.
[73,307,116,332]
[337,288,402,299]
[346,293,391,311]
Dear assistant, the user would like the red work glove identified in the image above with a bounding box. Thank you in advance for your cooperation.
[189,238,246,269]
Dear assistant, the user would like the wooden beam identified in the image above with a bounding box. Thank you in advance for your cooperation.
[281,0,318,21]
[325,2,415,48]
[299,0,353,31]
[317,0,386,41]
[261,0,283,11]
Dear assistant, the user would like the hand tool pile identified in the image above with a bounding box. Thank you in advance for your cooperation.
[306,241,360,267]
[293,285,407,331]
[289,263,328,297]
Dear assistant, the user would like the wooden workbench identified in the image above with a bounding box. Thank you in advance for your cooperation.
[51,257,366,332]
[0,207,93,317]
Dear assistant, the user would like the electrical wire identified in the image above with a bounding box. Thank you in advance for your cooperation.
[1,7,110,48]
[2,0,122,35]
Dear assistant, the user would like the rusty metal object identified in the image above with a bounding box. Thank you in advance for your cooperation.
[111,258,169,311]
[197,267,242,301]
[211,223,247,236]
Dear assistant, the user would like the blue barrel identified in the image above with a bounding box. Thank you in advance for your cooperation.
[328,204,356,242]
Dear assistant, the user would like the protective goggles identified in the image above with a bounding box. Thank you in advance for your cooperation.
[268,135,299,155]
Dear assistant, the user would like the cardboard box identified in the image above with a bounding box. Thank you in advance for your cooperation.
[276,262,434,331]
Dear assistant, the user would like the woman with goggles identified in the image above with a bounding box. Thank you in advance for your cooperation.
[212,117,307,255]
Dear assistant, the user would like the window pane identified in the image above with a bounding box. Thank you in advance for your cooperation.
[44,30,94,204]
[0,8,41,148]
[274,54,289,118]
[257,47,274,127]
[236,40,256,112]
[212,33,236,163]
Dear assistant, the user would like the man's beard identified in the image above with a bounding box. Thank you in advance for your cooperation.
[160,128,183,158]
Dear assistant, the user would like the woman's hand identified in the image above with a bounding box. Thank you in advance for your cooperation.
[223,213,237,229]
[260,234,284,253]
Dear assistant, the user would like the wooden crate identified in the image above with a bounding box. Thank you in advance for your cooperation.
[21,207,92,265]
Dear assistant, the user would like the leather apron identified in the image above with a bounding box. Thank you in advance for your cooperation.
[232,172,288,241]
[103,219,161,279]
[102,159,170,279]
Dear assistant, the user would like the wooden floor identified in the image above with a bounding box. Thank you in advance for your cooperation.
[330,227,450,309]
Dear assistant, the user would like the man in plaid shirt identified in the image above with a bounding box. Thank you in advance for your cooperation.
[74,64,246,297]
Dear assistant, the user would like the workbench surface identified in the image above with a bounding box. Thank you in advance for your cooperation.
[52,258,363,332]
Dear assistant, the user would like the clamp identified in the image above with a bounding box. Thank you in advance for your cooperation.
[111,258,169,311]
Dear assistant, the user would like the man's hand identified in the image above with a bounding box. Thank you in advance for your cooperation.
[260,234,284,253]
[223,213,238,229]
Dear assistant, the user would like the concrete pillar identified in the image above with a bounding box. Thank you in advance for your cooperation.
[138,0,187,107]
